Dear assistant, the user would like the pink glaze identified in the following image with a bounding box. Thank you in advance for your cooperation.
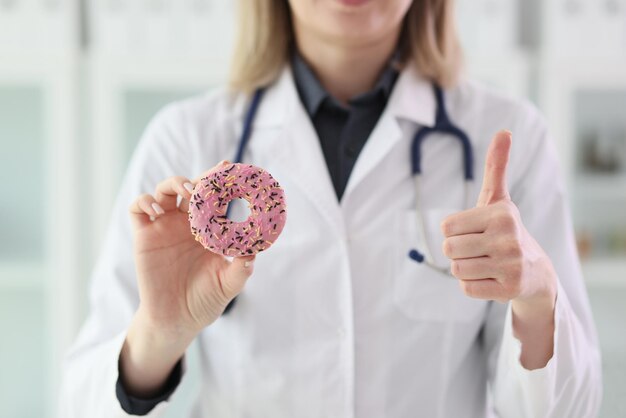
[188,163,287,257]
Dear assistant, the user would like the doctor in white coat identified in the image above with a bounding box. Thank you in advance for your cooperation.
[60,0,602,417]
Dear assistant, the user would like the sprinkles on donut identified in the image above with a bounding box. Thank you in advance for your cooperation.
[188,163,287,257]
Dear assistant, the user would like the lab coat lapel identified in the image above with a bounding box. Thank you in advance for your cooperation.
[342,64,437,199]
[250,67,346,239]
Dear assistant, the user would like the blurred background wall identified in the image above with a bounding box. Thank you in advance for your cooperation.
[0,0,625,417]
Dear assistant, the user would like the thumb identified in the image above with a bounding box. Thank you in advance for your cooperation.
[194,160,231,183]
[477,130,512,207]
[220,254,256,300]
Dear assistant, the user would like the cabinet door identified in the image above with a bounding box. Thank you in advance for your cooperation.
[0,287,47,418]
[572,89,626,259]
[0,54,79,416]
[122,88,197,168]
[0,82,50,417]
[0,85,46,263]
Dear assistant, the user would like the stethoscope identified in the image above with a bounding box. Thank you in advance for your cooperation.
[222,83,473,314]
[407,84,474,275]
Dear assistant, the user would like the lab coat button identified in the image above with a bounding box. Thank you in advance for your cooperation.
[337,328,346,339]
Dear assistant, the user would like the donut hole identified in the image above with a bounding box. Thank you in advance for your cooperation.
[226,198,251,223]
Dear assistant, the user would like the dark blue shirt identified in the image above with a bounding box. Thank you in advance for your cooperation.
[291,51,399,200]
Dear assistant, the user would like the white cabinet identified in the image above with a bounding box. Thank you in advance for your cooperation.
[88,0,235,57]
[539,57,626,284]
[456,0,520,54]
[463,51,531,100]
[0,86,45,264]
[0,0,77,54]
[455,0,531,100]
[0,1,79,416]
[0,58,79,418]
[0,287,47,418]
[542,0,626,58]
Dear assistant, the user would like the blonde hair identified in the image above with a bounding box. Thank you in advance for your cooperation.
[229,0,462,94]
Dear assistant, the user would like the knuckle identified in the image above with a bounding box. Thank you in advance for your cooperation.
[172,176,188,187]
[491,286,508,303]
[508,261,523,280]
[507,240,523,259]
[460,281,475,298]
[156,177,170,188]
[503,199,520,215]
[440,218,453,236]
[138,193,153,204]
[494,211,516,232]
[451,260,461,277]
[442,238,453,257]
[158,177,177,192]
[504,277,522,297]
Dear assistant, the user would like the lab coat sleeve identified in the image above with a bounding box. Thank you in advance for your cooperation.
[59,102,199,418]
[485,104,602,417]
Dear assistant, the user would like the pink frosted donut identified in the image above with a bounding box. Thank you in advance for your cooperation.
[188,163,287,257]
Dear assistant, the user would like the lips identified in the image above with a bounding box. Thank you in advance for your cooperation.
[336,0,370,6]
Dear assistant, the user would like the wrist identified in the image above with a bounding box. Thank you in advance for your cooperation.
[514,255,557,312]
[134,305,200,344]
[512,284,556,329]
[510,277,557,370]
[119,310,196,398]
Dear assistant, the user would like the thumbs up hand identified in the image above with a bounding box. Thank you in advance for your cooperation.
[440,131,557,308]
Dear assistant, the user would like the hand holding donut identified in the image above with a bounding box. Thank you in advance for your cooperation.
[440,130,557,369]
[128,161,256,338]
[121,160,286,398]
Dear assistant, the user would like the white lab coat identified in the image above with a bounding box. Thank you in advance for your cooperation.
[60,63,602,418]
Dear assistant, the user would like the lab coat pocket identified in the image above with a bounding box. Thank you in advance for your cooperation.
[392,209,486,323]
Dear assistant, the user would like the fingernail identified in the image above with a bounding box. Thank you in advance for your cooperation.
[152,203,165,215]
[184,182,194,193]
[244,260,254,268]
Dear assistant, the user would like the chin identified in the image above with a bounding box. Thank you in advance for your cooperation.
[321,5,387,39]
[291,0,411,46]
[316,0,409,43]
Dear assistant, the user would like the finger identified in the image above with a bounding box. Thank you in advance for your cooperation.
[441,206,492,237]
[129,194,163,227]
[219,255,256,300]
[179,181,195,213]
[451,256,499,280]
[442,233,491,260]
[193,160,231,183]
[458,279,507,302]
[155,176,194,211]
[477,130,512,207]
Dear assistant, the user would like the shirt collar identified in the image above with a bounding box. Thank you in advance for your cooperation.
[247,57,438,130]
[291,50,400,116]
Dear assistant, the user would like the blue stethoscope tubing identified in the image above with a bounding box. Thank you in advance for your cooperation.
[407,84,474,275]
[223,83,473,313]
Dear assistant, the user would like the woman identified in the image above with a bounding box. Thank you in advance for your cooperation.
[60,0,601,416]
